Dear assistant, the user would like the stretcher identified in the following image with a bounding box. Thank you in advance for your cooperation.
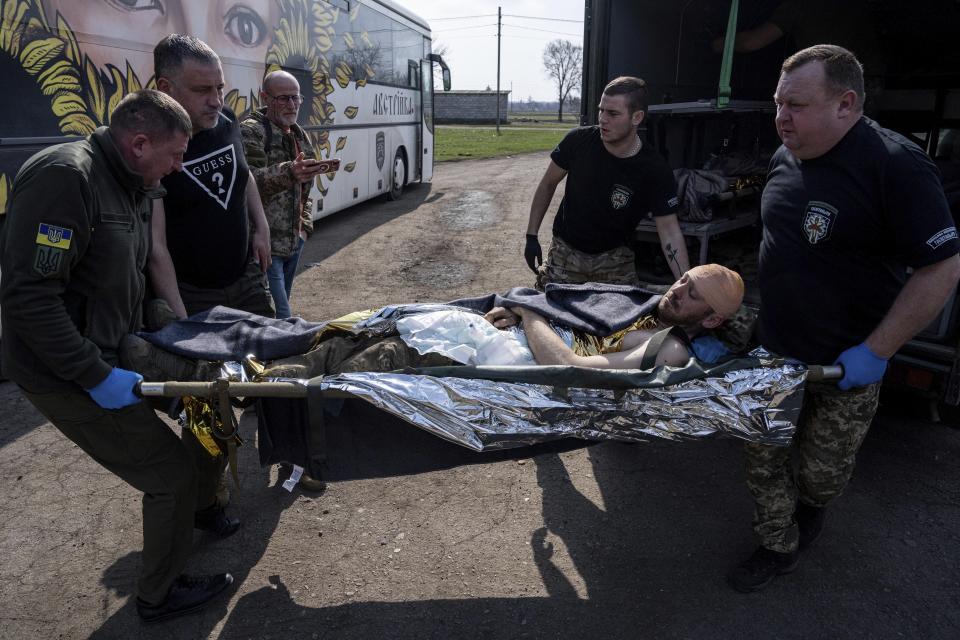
[134,302,841,482]
[138,356,841,451]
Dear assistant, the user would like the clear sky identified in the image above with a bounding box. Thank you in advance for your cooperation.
[399,0,587,102]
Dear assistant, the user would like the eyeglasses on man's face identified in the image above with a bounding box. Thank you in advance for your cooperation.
[268,93,304,105]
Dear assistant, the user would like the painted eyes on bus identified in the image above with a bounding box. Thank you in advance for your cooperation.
[223,4,267,47]
[106,0,164,13]
[268,94,304,105]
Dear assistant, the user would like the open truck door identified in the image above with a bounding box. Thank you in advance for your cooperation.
[581,0,960,411]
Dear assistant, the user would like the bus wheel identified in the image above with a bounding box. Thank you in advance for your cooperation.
[387,149,406,201]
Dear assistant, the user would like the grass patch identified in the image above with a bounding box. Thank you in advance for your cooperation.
[509,111,580,126]
[435,125,568,162]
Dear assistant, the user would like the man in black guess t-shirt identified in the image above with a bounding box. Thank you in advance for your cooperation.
[149,35,273,321]
[146,35,275,541]
[728,45,960,593]
[523,76,689,288]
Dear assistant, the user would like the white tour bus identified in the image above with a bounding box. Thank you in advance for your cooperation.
[0,0,451,220]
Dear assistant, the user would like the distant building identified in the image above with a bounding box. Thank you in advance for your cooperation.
[435,90,510,124]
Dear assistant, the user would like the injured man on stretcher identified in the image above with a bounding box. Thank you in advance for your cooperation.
[121,264,748,382]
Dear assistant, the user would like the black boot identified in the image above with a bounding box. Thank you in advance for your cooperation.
[194,504,241,538]
[797,501,826,549]
[727,546,799,593]
[137,573,234,623]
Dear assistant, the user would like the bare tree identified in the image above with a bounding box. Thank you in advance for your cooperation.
[542,39,582,121]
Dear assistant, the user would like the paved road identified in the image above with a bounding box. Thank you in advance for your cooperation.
[1,152,958,638]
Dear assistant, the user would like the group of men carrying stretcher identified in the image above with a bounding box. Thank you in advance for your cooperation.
[2,27,959,623]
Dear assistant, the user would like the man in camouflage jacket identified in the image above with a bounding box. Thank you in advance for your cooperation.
[242,70,332,493]
[241,70,330,319]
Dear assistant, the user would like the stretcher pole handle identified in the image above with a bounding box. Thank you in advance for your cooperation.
[138,380,306,398]
[805,364,843,382]
[137,380,356,399]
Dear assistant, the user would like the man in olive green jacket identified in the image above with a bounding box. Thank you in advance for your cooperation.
[0,90,233,623]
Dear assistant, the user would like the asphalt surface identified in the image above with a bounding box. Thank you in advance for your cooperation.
[1,152,959,639]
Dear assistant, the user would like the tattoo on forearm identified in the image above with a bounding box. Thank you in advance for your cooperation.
[665,243,681,273]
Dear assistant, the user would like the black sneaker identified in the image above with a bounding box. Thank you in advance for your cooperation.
[727,546,799,593]
[194,504,241,538]
[797,501,826,549]
[137,573,234,623]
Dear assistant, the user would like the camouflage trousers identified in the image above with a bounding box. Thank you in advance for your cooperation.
[743,380,881,552]
[269,334,456,377]
[536,235,639,290]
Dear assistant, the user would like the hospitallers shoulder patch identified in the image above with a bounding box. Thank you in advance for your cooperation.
[182,144,238,210]
[926,226,958,249]
[802,200,838,244]
[610,184,633,210]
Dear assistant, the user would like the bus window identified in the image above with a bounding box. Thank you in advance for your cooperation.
[350,4,394,84]
[408,61,420,89]
[394,23,422,85]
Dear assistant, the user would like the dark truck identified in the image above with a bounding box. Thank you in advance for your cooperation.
[579,0,960,411]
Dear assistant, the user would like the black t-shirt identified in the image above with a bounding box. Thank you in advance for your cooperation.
[759,117,959,364]
[162,108,251,289]
[550,126,679,254]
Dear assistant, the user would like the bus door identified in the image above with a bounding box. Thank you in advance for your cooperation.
[420,59,434,182]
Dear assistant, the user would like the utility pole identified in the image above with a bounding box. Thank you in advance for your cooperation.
[496,5,501,135]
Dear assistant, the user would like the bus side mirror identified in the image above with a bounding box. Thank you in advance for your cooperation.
[428,53,451,91]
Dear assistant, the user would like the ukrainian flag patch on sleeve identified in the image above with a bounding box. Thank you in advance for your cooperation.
[36,223,73,250]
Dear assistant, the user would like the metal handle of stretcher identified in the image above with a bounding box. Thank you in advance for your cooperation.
[138,365,843,398]
[806,365,843,382]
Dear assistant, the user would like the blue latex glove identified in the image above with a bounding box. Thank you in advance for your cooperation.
[834,342,888,391]
[691,335,732,364]
[86,367,143,409]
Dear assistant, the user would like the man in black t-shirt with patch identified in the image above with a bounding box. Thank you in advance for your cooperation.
[523,76,689,288]
[728,45,960,593]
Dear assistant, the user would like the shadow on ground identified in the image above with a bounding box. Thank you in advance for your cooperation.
[89,401,960,638]
[0,381,60,446]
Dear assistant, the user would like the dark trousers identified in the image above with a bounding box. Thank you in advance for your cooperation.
[179,258,275,505]
[22,390,197,605]
[179,259,275,318]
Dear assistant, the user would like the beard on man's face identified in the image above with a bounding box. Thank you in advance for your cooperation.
[657,295,712,327]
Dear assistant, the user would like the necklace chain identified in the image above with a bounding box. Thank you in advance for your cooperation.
[622,135,641,157]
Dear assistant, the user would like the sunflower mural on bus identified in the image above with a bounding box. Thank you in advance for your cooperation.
[0,0,384,213]
[263,0,377,189]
